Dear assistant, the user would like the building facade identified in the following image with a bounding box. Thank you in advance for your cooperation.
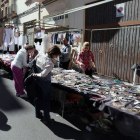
[1,0,97,31]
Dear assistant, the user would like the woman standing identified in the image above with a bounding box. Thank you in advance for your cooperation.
[11,45,34,97]
[76,42,96,77]
[33,45,61,124]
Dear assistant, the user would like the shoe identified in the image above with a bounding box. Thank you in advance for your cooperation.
[20,94,28,98]
[36,112,43,119]
[43,119,55,124]
[15,94,20,97]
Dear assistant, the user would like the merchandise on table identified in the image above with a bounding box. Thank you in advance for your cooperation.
[52,68,140,115]
[0,54,16,67]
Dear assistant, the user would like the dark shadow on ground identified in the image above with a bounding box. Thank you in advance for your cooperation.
[46,121,100,140]
[0,77,24,111]
[45,118,131,140]
[0,69,13,80]
[0,111,11,131]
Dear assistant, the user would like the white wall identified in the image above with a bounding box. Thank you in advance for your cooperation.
[7,0,96,30]
[44,0,96,29]
[16,0,37,14]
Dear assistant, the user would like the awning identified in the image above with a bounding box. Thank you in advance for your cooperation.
[45,26,71,33]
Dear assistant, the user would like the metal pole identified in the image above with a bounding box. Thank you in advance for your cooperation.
[38,3,41,27]
[133,68,137,86]
[90,30,93,47]
[33,23,35,46]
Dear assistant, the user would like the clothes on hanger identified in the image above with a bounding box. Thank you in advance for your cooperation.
[9,29,15,52]
[4,28,12,51]
[48,31,81,46]
[14,29,19,38]
[0,28,6,48]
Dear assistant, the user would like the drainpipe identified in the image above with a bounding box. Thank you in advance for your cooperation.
[38,3,40,27]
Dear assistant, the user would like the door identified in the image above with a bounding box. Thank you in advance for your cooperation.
[91,26,140,83]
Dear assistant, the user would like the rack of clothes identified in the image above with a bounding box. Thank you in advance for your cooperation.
[47,30,82,48]
[0,26,28,54]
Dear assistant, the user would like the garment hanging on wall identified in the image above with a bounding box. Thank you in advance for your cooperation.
[57,33,63,42]
[49,31,81,46]
[9,29,15,51]
[0,28,6,48]
[41,29,45,38]
[14,29,19,38]
[18,34,24,48]
[23,36,28,47]
[42,34,50,54]
[4,28,12,51]
[34,38,42,44]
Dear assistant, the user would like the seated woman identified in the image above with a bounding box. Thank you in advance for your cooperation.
[33,45,61,124]
[76,42,96,77]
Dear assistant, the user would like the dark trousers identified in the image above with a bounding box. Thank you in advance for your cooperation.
[60,60,70,70]
[79,68,93,77]
[34,79,51,121]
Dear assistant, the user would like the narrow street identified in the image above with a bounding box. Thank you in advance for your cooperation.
[0,70,130,140]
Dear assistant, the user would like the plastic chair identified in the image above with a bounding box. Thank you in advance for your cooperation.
[131,64,140,86]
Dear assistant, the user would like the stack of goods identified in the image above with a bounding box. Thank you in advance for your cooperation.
[0,54,16,67]
[110,84,140,114]
[52,68,140,115]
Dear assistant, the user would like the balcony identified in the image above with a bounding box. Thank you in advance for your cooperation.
[0,15,8,22]
[25,0,33,5]
[32,0,45,2]
[5,0,9,4]
[8,4,17,18]
[42,0,57,5]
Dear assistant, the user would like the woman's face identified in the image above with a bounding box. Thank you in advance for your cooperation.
[52,55,58,59]
[84,46,89,52]
[28,49,33,53]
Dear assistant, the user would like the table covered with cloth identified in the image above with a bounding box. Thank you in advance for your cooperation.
[0,54,16,68]
[51,68,140,136]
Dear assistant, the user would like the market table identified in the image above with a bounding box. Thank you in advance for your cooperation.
[0,54,16,68]
[51,68,140,136]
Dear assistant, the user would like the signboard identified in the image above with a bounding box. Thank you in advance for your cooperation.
[115,3,125,17]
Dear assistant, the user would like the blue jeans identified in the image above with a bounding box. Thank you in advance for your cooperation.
[34,79,51,121]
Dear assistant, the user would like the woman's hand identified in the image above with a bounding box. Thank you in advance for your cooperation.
[79,62,85,71]
[92,65,97,72]
[32,73,37,77]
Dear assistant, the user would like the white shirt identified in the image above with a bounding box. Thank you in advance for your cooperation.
[11,49,28,69]
[18,35,24,46]
[4,29,12,47]
[9,30,15,51]
[35,53,54,77]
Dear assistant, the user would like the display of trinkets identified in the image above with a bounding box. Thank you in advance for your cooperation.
[52,68,140,115]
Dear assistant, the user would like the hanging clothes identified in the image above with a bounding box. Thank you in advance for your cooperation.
[41,34,50,54]
[14,29,19,38]
[4,28,12,51]
[41,29,45,38]
[14,36,19,45]
[0,28,6,48]
[66,32,69,41]
[9,29,15,52]
[69,33,73,45]
[18,34,24,47]
[57,33,63,43]
[72,33,79,47]
[23,36,27,47]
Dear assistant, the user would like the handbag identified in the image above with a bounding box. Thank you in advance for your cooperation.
[28,59,37,73]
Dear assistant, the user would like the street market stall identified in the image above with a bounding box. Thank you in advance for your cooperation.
[0,53,16,68]
[51,68,140,136]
